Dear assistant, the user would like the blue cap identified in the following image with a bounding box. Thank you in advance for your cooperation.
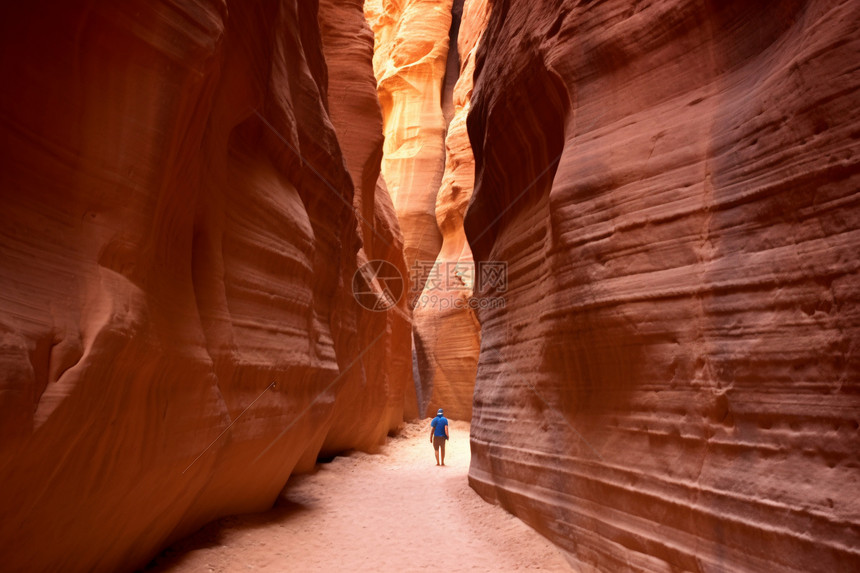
[437,409,444,415]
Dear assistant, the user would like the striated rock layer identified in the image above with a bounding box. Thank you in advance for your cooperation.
[412,0,490,420]
[0,1,410,571]
[466,1,860,571]
[365,0,451,297]
[318,0,417,449]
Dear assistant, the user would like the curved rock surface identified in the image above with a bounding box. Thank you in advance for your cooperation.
[0,1,410,571]
[465,1,860,571]
[365,0,451,297]
[412,0,490,420]
[317,0,417,451]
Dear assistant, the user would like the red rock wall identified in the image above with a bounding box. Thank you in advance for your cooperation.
[368,0,491,420]
[0,1,410,571]
[412,0,490,420]
[317,0,417,451]
[466,0,860,571]
[365,0,451,292]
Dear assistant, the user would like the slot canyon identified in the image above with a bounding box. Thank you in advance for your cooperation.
[0,0,858,571]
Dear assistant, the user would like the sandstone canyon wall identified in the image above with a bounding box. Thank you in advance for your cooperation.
[0,1,410,571]
[412,0,489,420]
[465,1,860,571]
[367,0,488,419]
[365,0,450,288]
[317,0,417,450]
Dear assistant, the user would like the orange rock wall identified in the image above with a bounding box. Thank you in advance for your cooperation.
[0,1,410,571]
[412,0,489,420]
[465,1,860,571]
[367,0,490,419]
[365,0,451,294]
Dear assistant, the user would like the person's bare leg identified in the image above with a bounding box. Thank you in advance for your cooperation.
[434,447,440,465]
[441,442,445,466]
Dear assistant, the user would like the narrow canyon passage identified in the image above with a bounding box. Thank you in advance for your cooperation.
[146,421,572,572]
[1,1,858,571]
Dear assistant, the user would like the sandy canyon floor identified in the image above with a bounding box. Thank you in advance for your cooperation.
[146,420,574,572]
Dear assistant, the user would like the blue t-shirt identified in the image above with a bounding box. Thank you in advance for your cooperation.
[431,415,448,437]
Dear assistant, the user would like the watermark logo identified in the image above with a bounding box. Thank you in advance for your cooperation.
[352,259,404,311]
[352,259,508,311]
[476,261,507,294]
[413,260,508,295]
[413,292,507,311]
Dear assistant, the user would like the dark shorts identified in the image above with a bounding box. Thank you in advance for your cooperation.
[433,435,447,450]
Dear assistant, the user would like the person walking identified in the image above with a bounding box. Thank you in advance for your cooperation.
[430,408,449,466]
